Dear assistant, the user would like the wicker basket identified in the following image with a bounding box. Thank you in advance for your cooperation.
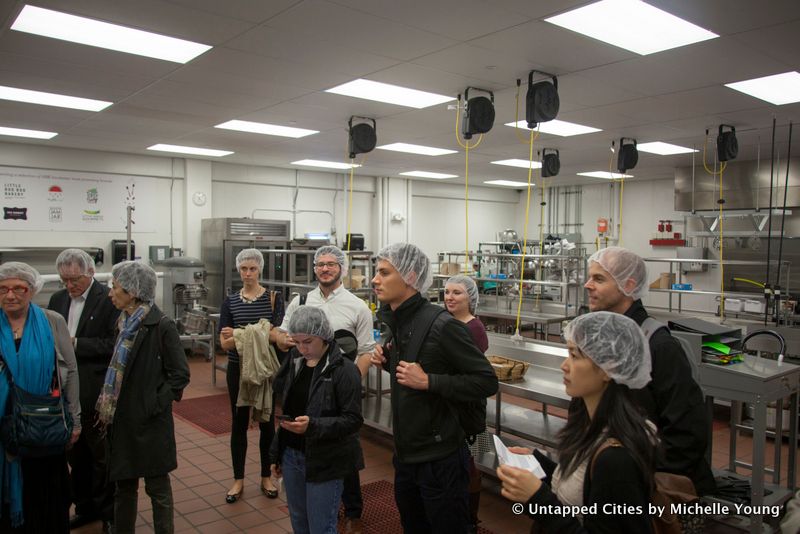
[488,355,530,381]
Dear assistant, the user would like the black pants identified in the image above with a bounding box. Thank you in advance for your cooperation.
[393,445,470,534]
[114,475,173,534]
[342,467,363,519]
[226,359,274,479]
[69,409,114,521]
[0,453,70,533]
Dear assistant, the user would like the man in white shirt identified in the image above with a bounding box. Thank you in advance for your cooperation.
[48,249,120,532]
[275,245,374,534]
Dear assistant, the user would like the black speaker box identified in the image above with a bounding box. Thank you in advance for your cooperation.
[617,138,638,173]
[348,119,376,158]
[717,125,738,162]
[542,149,560,178]
[526,71,559,127]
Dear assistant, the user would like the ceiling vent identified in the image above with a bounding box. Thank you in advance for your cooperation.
[526,70,560,128]
[348,116,376,159]
[617,137,638,173]
[461,87,495,140]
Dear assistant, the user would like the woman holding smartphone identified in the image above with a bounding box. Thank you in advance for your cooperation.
[270,306,363,534]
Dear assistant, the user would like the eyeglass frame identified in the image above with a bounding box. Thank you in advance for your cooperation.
[314,262,341,269]
[0,286,30,296]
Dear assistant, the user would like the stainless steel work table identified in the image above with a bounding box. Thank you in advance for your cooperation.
[476,307,569,339]
[699,356,800,533]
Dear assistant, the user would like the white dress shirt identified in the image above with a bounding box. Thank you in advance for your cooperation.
[67,280,93,339]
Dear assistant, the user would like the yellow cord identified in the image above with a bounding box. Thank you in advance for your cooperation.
[346,159,354,252]
[618,177,624,246]
[514,128,536,335]
[464,140,470,273]
[733,277,765,289]
[534,177,547,307]
[513,85,534,144]
[702,134,727,176]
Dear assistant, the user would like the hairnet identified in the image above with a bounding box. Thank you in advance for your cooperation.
[563,311,651,389]
[375,243,432,293]
[0,262,44,295]
[56,248,95,275]
[314,245,348,277]
[287,306,334,341]
[587,247,648,300]
[235,248,264,271]
[111,261,157,302]
[446,275,479,313]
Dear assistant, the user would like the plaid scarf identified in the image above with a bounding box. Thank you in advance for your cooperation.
[95,304,150,427]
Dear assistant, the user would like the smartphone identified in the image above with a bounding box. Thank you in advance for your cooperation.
[277,415,295,422]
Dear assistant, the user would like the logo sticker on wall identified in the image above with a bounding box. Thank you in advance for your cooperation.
[48,185,63,202]
[49,207,62,222]
[82,208,103,222]
[86,188,98,204]
[4,183,26,199]
[3,207,27,220]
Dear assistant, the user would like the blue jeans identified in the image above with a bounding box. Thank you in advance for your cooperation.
[281,447,344,534]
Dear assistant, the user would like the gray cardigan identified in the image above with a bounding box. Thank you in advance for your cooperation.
[44,308,82,430]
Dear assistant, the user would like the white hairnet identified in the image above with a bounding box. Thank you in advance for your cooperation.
[235,248,264,271]
[588,247,648,300]
[314,245,348,277]
[446,275,479,313]
[0,262,44,295]
[564,311,651,389]
[287,306,334,341]
[56,248,95,275]
[111,261,157,302]
[376,243,432,293]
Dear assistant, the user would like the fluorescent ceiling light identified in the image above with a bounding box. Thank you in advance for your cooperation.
[0,85,111,111]
[11,5,211,63]
[291,159,361,170]
[545,0,718,56]
[326,79,454,109]
[148,144,232,157]
[725,71,800,105]
[491,159,543,169]
[377,143,457,156]
[504,119,601,137]
[637,141,698,155]
[578,171,633,179]
[0,126,57,139]
[399,171,458,179]
[484,180,532,187]
[215,120,318,138]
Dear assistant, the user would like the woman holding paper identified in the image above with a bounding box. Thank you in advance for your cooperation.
[496,312,655,533]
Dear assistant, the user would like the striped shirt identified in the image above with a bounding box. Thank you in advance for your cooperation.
[218,290,285,364]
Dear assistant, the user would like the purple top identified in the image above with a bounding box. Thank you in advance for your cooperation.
[466,317,489,353]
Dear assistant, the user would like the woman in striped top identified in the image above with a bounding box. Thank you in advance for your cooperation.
[218,249,285,503]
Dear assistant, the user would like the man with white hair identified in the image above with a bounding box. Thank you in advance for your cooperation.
[275,245,374,534]
[370,243,498,533]
[48,249,120,531]
[584,246,714,495]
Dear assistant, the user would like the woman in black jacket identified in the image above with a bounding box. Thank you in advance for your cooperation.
[98,261,190,534]
[270,306,363,534]
[497,312,656,534]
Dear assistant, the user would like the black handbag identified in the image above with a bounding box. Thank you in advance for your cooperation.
[0,350,74,457]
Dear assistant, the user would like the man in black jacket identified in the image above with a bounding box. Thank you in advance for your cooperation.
[370,243,498,533]
[48,249,120,530]
[584,246,715,495]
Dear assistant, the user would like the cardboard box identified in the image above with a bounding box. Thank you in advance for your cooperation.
[440,262,461,276]
[350,267,363,276]
[649,272,675,289]
[343,275,365,290]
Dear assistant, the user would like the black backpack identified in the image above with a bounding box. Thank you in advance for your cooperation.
[397,303,487,444]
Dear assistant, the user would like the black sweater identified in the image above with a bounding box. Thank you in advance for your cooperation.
[527,447,653,534]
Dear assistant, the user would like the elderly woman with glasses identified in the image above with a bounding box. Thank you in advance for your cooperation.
[98,261,190,534]
[0,262,80,533]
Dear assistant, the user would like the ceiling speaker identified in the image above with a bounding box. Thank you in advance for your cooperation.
[526,70,559,128]
[461,87,495,140]
[717,124,738,162]
[542,148,560,178]
[348,117,376,159]
[617,137,638,173]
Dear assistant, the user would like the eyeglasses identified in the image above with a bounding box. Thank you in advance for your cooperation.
[60,275,88,286]
[0,286,29,296]
[314,262,340,269]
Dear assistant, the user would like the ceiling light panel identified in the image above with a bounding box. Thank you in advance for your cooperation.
[291,159,361,170]
[484,180,532,187]
[11,5,211,63]
[215,120,318,138]
[399,171,458,179]
[378,143,457,156]
[545,0,718,56]
[491,159,543,169]
[0,85,112,111]
[325,79,454,109]
[148,144,232,157]
[637,141,698,155]
[725,71,800,105]
[504,119,601,137]
[578,171,634,179]
[0,126,57,139]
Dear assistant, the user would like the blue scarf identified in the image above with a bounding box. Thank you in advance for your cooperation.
[0,304,55,527]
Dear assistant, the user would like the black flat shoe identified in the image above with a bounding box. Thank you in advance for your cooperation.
[261,484,278,499]
[225,489,243,503]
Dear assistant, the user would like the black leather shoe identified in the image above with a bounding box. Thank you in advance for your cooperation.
[225,489,243,503]
[69,514,96,529]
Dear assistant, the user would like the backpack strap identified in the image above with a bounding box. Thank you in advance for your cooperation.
[641,317,669,342]
[404,304,447,364]
[589,437,623,480]
[299,293,307,306]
